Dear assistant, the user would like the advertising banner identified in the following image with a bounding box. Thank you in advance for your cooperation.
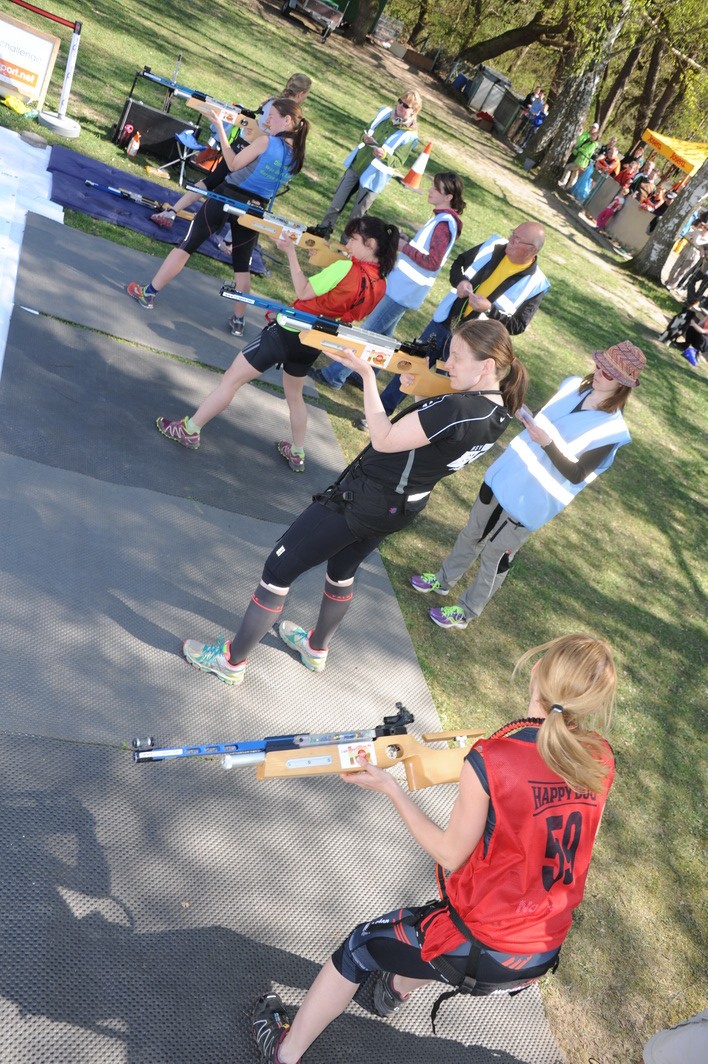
[0,13,60,108]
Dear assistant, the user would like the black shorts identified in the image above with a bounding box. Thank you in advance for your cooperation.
[180,179,268,272]
[241,321,320,379]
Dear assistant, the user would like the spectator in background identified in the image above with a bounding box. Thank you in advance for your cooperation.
[594,192,627,235]
[614,159,640,191]
[595,143,621,178]
[518,103,549,151]
[507,86,542,143]
[558,123,600,189]
[620,144,644,169]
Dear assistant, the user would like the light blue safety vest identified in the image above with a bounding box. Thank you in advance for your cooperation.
[485,376,631,531]
[432,234,550,323]
[386,211,459,309]
[343,106,419,194]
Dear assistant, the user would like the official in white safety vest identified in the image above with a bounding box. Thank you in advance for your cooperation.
[309,91,421,240]
[409,341,646,630]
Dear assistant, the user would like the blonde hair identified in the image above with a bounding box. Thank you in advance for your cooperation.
[514,634,616,794]
[398,89,422,126]
[282,73,312,98]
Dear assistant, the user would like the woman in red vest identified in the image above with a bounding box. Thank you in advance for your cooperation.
[154,215,398,470]
[251,633,617,1063]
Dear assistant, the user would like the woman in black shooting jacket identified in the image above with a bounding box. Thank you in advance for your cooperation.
[179,318,528,687]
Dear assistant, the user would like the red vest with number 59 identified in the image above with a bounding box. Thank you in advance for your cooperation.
[422,722,614,958]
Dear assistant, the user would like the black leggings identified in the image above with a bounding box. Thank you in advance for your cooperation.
[179,178,267,272]
[331,905,560,992]
[262,501,385,587]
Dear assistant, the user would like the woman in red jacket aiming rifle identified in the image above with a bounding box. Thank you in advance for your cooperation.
[251,632,617,1062]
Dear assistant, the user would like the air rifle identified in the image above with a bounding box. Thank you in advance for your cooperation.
[185,185,349,267]
[185,99,265,143]
[83,180,196,221]
[131,704,483,792]
[220,287,455,398]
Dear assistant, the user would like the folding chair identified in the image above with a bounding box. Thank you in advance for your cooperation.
[155,129,206,186]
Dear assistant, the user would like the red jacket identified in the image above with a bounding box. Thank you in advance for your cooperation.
[295,259,384,324]
[421,721,614,958]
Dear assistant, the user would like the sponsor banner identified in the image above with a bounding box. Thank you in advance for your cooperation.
[0,14,60,107]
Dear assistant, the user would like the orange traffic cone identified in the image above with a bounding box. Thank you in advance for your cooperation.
[402,142,432,189]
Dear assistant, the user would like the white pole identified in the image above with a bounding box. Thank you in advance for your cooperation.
[57,20,81,119]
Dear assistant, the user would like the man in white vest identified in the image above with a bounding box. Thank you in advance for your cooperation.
[308,91,421,240]
[378,221,549,417]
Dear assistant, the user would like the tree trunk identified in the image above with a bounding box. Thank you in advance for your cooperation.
[627,158,708,281]
[596,41,644,130]
[351,0,377,44]
[532,2,630,187]
[631,36,664,144]
[408,0,429,47]
[646,68,682,132]
[455,10,569,67]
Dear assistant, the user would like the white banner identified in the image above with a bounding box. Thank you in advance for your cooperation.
[0,13,60,107]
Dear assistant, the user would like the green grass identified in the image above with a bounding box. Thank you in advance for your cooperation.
[2,3,706,1060]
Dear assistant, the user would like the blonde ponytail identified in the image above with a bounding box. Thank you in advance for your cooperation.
[514,634,616,795]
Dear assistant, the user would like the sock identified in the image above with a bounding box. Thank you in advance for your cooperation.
[229,585,287,663]
[145,283,158,296]
[185,416,201,434]
[310,577,354,650]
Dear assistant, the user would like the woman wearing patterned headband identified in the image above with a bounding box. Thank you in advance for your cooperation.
[250,633,617,1063]
[410,340,646,629]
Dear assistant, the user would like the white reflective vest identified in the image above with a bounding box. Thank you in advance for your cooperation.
[342,106,419,194]
[485,377,631,531]
[386,212,459,309]
[432,234,550,323]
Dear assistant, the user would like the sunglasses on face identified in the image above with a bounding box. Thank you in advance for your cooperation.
[397,98,413,108]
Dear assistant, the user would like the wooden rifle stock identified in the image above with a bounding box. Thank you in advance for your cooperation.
[233,214,350,267]
[186,98,265,143]
[254,728,484,791]
[297,329,454,398]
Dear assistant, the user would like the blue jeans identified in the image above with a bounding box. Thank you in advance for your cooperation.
[380,317,452,415]
[318,295,409,388]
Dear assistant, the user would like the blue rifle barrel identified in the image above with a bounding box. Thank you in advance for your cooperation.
[141,68,206,100]
[185,185,265,215]
[219,288,340,334]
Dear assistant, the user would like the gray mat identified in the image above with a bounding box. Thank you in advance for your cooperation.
[1,311,337,523]
[0,218,563,1062]
[0,450,435,745]
[0,732,562,1064]
[14,211,317,394]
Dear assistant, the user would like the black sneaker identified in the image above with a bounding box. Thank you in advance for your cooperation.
[305,223,333,240]
[229,315,245,337]
[372,970,410,1017]
[251,993,298,1063]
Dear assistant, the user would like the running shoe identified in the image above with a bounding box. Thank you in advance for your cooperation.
[150,209,175,229]
[229,315,245,337]
[278,621,328,672]
[155,416,200,450]
[251,993,298,1063]
[429,605,470,630]
[182,638,246,685]
[276,440,305,473]
[372,970,411,1018]
[410,573,449,596]
[305,223,332,240]
[126,282,155,309]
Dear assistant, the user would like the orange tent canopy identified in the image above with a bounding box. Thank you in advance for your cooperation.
[642,129,708,176]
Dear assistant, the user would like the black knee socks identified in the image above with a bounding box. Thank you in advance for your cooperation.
[229,585,287,663]
[310,577,354,651]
